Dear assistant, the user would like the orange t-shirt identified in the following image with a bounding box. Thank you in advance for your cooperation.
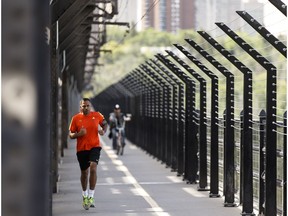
[69,111,105,152]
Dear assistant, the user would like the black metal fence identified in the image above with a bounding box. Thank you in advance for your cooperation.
[93,2,287,216]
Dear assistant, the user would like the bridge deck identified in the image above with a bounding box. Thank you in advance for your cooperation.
[53,135,242,216]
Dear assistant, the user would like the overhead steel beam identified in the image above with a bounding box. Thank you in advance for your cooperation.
[92,21,130,27]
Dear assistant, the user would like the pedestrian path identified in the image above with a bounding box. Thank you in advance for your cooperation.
[53,135,242,216]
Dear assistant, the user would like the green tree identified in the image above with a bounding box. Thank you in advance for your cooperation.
[84,28,286,118]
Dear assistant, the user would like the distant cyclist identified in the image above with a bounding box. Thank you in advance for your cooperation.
[108,104,130,154]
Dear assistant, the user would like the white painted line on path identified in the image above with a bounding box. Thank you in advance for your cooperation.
[100,137,170,216]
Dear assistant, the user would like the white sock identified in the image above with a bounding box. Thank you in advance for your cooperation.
[82,190,88,197]
[88,189,94,198]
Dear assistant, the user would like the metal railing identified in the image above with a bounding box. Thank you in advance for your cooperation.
[93,1,287,215]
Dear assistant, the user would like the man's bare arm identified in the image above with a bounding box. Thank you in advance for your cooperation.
[69,128,87,139]
[99,119,108,135]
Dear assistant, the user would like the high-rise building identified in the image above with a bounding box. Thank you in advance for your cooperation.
[179,0,196,30]
[141,0,196,32]
[114,0,264,33]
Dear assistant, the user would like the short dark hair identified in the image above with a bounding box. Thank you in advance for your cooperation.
[80,98,90,105]
[82,98,90,102]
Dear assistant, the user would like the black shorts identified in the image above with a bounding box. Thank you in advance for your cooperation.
[76,147,102,170]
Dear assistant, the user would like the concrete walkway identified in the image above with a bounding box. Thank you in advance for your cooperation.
[53,135,242,216]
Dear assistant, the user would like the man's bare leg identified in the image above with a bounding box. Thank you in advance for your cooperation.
[88,162,97,207]
[80,169,89,191]
[89,162,97,189]
[80,169,89,210]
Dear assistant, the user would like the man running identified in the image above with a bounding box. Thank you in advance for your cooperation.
[69,98,107,210]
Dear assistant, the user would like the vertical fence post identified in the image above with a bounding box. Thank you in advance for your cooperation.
[132,71,150,152]
[151,59,181,172]
[186,38,236,206]
[174,43,220,196]
[120,78,137,143]
[61,69,69,157]
[135,70,153,154]
[159,52,198,184]
[185,80,197,183]
[155,54,186,177]
[140,64,171,164]
[122,74,143,145]
[198,31,254,214]
[137,68,162,159]
[147,60,176,169]
[164,51,209,189]
[259,110,266,215]
[283,111,287,216]
[143,61,173,167]
[216,23,277,215]
[50,18,59,195]
[240,110,244,205]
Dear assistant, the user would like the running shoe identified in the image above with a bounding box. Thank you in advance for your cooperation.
[88,197,95,208]
[82,196,89,210]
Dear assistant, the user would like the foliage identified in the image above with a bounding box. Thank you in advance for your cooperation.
[86,27,286,116]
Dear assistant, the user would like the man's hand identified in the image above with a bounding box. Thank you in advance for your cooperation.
[78,127,87,136]
[98,128,105,136]
[69,127,86,139]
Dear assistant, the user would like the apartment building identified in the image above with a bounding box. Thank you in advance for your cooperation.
[115,0,264,33]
